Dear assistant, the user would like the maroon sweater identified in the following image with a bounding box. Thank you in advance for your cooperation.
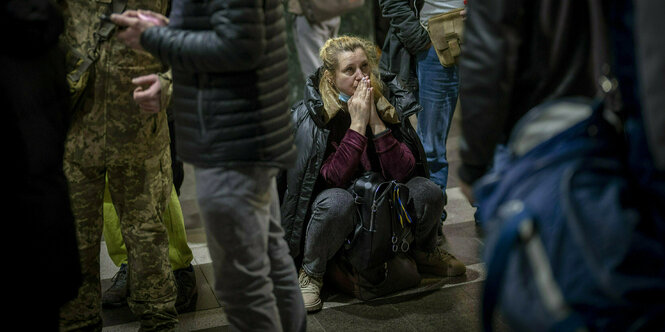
[320,127,416,188]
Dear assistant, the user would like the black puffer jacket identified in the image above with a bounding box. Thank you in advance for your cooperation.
[378,0,429,94]
[458,0,597,184]
[280,70,428,259]
[141,0,296,168]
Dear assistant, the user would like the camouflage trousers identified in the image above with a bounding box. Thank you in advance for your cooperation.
[60,148,177,331]
[103,179,194,271]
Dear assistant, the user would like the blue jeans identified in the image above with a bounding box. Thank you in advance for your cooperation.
[416,46,459,193]
[195,166,306,332]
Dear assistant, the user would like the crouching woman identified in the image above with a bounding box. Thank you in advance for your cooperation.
[280,36,466,312]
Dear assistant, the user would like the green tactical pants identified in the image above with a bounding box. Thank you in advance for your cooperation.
[103,177,193,271]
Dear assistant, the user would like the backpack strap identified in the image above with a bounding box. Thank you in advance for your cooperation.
[95,0,128,45]
[67,0,128,84]
[390,183,413,253]
[481,201,584,332]
[392,184,413,228]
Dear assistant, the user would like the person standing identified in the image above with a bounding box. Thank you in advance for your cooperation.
[112,0,306,330]
[379,0,466,228]
[458,0,665,330]
[414,0,464,209]
[2,0,82,328]
[101,79,197,311]
[456,0,597,192]
[58,0,178,330]
[101,177,197,313]
[287,0,341,80]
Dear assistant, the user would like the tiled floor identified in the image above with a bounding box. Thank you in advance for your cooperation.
[100,111,510,331]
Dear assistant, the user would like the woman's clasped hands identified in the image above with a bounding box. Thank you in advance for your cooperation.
[347,76,386,135]
[348,76,385,135]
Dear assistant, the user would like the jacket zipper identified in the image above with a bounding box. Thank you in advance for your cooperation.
[197,73,206,136]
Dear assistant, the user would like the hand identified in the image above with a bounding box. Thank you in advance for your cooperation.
[347,76,372,135]
[367,85,387,134]
[460,9,467,20]
[460,180,475,205]
[137,10,168,26]
[111,10,157,50]
[132,74,161,113]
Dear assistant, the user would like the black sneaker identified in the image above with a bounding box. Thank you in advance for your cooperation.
[102,263,128,307]
[174,264,198,313]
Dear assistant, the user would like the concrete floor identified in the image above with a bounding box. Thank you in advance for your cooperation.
[99,111,511,331]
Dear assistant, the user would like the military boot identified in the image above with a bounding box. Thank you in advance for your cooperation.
[102,263,128,307]
[174,264,198,313]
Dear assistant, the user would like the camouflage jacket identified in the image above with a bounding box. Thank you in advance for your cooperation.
[59,0,172,165]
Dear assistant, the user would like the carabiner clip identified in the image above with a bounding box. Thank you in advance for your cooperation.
[401,240,410,252]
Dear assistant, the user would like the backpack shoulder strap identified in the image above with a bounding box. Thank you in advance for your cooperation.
[95,0,128,47]
[67,0,128,83]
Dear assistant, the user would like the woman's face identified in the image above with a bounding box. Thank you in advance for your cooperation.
[334,48,370,96]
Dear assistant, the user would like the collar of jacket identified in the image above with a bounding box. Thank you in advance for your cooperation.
[304,68,401,128]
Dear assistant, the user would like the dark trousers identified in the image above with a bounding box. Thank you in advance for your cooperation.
[301,176,444,278]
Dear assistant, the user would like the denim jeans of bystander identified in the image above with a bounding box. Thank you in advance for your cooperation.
[416,45,459,197]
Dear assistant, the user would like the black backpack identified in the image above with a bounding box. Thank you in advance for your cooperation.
[326,172,421,300]
[345,171,414,271]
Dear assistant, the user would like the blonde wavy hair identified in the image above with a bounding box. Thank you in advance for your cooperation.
[318,35,384,120]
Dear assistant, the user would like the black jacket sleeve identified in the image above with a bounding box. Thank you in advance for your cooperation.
[379,0,430,55]
[141,0,266,73]
[636,0,665,170]
[457,0,524,184]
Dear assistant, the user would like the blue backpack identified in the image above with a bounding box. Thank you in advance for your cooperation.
[475,98,665,332]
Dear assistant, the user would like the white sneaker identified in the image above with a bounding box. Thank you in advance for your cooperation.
[298,268,323,312]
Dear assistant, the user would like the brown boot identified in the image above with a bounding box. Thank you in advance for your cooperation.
[411,248,466,277]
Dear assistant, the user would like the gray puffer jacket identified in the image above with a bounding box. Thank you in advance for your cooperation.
[141,0,296,168]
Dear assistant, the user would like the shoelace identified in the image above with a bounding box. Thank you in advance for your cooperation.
[111,266,128,283]
[434,248,455,261]
[299,274,310,287]
[299,273,322,291]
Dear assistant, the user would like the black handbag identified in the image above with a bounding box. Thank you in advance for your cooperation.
[344,172,414,273]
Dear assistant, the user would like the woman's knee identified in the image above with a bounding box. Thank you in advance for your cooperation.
[306,189,356,239]
[311,188,356,218]
[406,177,445,210]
